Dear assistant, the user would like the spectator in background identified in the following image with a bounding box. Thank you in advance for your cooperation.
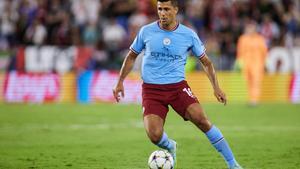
[45,0,65,45]
[260,14,280,47]
[103,17,127,50]
[127,7,150,72]
[54,11,72,46]
[282,3,300,36]
[70,25,81,46]
[102,17,127,69]
[204,32,221,70]
[82,21,99,46]
[71,0,100,30]
[88,40,108,70]
[237,20,268,106]
[24,18,47,45]
[128,7,149,42]
[0,0,18,49]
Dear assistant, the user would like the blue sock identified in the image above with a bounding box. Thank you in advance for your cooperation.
[205,125,237,168]
[156,132,174,151]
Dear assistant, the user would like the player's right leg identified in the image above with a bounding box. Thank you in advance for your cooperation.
[249,67,263,105]
[143,114,165,144]
[142,82,177,165]
[144,114,177,165]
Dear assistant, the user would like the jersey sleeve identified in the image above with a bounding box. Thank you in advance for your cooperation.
[130,27,145,54]
[191,31,206,58]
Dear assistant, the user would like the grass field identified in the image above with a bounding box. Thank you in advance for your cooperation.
[0,103,299,169]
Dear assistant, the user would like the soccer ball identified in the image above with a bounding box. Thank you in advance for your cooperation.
[148,150,174,169]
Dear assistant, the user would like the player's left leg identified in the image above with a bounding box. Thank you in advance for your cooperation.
[185,103,243,169]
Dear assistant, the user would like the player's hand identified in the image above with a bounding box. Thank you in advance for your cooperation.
[214,88,227,105]
[112,82,124,102]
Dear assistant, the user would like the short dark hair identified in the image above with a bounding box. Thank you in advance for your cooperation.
[157,0,178,7]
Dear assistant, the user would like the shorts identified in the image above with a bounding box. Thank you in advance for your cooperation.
[142,80,199,121]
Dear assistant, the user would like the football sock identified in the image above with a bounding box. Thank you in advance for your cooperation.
[156,132,175,151]
[205,125,237,168]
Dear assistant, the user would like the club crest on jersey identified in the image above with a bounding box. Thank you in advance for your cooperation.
[163,38,171,45]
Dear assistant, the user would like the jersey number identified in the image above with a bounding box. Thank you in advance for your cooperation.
[183,88,195,98]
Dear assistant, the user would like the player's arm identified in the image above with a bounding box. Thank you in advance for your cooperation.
[199,54,227,105]
[113,50,138,102]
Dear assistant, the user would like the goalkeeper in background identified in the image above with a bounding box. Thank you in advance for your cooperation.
[237,20,268,106]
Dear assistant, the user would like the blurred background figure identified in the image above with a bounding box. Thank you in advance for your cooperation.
[237,20,268,106]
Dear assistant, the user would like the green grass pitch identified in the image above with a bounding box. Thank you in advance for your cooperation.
[0,103,299,169]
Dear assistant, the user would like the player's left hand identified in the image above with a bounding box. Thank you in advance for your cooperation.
[214,88,227,105]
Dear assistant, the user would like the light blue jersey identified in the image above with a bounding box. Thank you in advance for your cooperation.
[130,21,206,84]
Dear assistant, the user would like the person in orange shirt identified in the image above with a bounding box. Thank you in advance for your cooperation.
[237,20,268,105]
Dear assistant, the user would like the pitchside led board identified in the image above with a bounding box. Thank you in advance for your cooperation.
[77,71,142,103]
[75,71,299,104]
[2,71,76,103]
[1,71,299,104]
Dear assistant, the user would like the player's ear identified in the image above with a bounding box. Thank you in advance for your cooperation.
[175,7,178,14]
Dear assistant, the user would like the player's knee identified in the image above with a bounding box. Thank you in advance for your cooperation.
[195,117,209,126]
[148,128,163,144]
[192,116,211,132]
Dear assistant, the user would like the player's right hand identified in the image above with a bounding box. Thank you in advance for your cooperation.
[112,82,124,102]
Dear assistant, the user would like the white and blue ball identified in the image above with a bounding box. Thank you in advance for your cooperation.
[148,150,174,169]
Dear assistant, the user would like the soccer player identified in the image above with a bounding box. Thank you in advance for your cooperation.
[113,0,243,168]
[237,20,268,106]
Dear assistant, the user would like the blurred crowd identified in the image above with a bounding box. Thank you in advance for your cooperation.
[0,0,299,70]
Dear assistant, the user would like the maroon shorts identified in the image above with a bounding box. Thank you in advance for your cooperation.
[142,80,199,121]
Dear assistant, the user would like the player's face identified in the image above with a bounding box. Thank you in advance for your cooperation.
[157,1,178,27]
[245,23,257,34]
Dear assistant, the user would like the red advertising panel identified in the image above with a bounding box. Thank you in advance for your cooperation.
[4,72,60,103]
